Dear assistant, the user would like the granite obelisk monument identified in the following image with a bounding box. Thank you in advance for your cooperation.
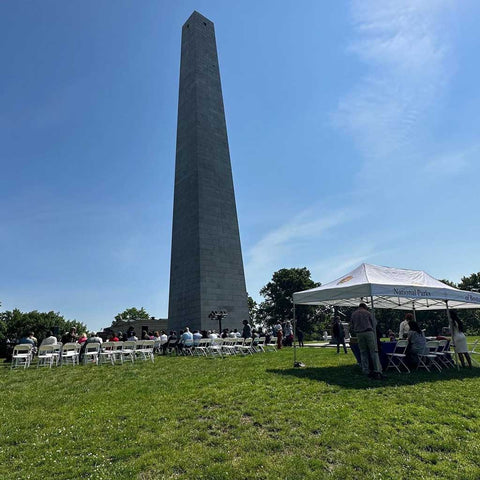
[168,11,249,332]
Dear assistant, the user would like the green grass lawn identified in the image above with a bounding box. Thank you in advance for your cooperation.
[1,345,479,480]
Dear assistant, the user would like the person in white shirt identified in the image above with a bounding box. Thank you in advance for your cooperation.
[40,331,58,346]
[231,328,241,338]
[399,314,412,339]
[160,331,168,343]
[127,331,138,341]
[192,330,203,341]
[208,330,218,339]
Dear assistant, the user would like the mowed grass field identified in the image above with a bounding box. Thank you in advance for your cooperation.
[1,344,479,480]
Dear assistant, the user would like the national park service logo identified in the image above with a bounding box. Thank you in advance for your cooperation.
[337,275,353,285]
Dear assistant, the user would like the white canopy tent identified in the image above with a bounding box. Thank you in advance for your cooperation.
[292,263,480,311]
[291,263,480,369]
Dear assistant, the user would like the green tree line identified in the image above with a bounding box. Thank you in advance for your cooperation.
[0,309,87,345]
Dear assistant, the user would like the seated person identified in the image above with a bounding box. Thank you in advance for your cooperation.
[62,327,78,344]
[40,331,58,346]
[405,320,426,369]
[18,332,37,349]
[78,332,88,344]
[192,330,203,341]
[108,332,119,342]
[86,332,103,344]
[161,331,177,354]
[127,330,138,341]
[179,328,194,352]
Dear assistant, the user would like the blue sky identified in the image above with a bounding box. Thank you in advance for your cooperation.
[1,0,479,332]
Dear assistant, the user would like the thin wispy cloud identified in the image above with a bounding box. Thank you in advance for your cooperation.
[423,144,479,176]
[333,0,453,175]
[245,208,358,296]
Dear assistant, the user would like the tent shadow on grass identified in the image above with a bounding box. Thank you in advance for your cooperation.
[267,365,480,390]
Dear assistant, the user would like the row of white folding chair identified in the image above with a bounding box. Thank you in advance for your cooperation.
[101,340,155,364]
[386,339,453,374]
[194,337,269,358]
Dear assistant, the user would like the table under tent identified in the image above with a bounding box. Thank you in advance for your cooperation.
[292,263,480,369]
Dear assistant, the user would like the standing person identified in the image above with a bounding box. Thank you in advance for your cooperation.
[450,310,472,368]
[276,324,283,350]
[296,327,304,347]
[284,321,293,347]
[350,303,384,379]
[241,320,252,339]
[332,316,347,354]
[399,314,412,339]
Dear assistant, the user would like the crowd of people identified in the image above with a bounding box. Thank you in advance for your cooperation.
[8,320,265,359]
[9,309,474,372]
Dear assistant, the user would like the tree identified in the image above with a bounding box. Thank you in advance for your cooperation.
[113,307,151,327]
[458,272,480,292]
[247,295,258,323]
[0,309,87,344]
[257,267,322,334]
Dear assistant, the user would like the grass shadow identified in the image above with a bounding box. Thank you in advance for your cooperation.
[267,364,480,390]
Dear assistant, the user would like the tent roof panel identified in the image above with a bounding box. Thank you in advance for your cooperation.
[293,263,480,310]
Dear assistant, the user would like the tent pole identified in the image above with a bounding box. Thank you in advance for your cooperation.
[412,301,417,321]
[445,300,460,370]
[370,296,376,329]
[293,301,299,367]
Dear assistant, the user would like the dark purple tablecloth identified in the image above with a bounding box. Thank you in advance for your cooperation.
[350,341,396,370]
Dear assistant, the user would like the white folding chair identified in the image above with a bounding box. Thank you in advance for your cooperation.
[193,338,210,356]
[238,338,254,355]
[122,341,136,363]
[99,342,116,365]
[112,341,124,364]
[385,340,410,373]
[434,339,455,369]
[221,338,237,356]
[37,345,55,368]
[467,339,480,367]
[418,341,442,372]
[51,343,62,366]
[134,340,145,360]
[207,338,224,358]
[83,342,101,365]
[61,343,80,366]
[11,344,33,369]
[255,337,266,353]
[265,338,277,352]
[138,340,155,362]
